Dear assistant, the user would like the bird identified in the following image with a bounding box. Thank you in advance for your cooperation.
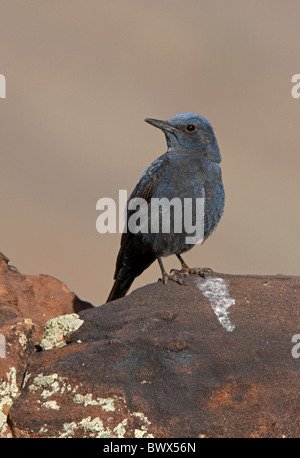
[107,112,225,302]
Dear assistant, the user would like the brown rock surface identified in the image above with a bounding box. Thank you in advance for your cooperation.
[6,269,300,438]
[0,252,93,436]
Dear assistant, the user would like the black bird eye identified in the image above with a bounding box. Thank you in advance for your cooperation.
[186,124,196,132]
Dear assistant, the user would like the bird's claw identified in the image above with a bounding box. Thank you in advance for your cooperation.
[171,266,212,279]
[170,268,188,277]
[159,271,187,286]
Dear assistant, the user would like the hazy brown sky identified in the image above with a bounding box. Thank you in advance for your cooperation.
[1,1,299,305]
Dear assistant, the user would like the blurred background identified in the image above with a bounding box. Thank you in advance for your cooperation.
[1,0,299,305]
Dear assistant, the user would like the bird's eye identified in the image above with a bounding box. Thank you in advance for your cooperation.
[186,124,196,132]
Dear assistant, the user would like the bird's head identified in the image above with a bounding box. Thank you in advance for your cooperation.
[145,112,221,163]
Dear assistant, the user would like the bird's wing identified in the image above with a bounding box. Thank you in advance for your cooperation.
[114,153,170,279]
[129,154,170,202]
[106,154,171,301]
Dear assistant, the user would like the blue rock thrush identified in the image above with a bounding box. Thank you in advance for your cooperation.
[107,113,225,302]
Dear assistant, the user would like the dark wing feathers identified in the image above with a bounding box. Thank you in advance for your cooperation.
[129,155,170,202]
[107,154,170,301]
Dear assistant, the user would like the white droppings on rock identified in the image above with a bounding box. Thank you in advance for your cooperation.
[197,277,236,332]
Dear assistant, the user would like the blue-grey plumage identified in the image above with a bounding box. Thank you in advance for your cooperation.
[107,113,225,302]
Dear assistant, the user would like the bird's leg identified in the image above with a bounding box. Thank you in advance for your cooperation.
[170,254,212,278]
[157,257,186,286]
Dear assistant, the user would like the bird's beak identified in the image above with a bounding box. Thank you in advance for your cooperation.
[145,118,176,134]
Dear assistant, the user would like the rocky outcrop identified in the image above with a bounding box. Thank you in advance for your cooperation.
[1,252,299,437]
[0,252,92,436]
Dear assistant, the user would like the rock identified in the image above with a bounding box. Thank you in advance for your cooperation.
[24,274,92,341]
[0,252,93,436]
[0,321,35,437]
[39,313,84,351]
[7,271,300,438]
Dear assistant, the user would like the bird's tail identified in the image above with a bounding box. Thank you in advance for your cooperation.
[107,252,157,303]
[106,274,136,302]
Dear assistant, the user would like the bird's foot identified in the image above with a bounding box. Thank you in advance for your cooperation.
[170,266,212,279]
[159,271,187,286]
